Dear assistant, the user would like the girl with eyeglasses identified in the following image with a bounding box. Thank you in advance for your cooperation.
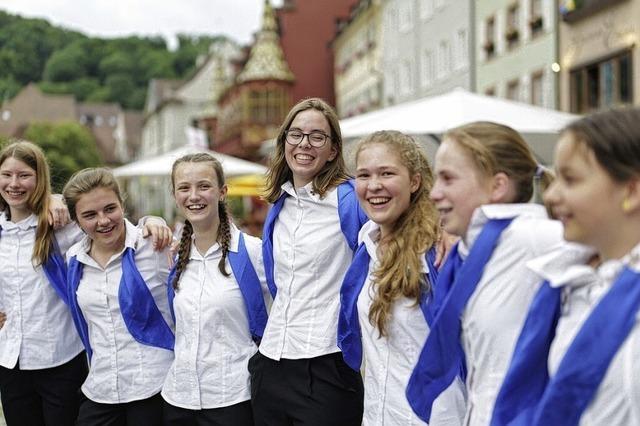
[250,98,366,426]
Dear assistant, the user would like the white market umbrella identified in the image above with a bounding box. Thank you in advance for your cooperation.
[112,145,267,178]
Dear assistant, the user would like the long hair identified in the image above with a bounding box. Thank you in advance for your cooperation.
[562,107,640,182]
[0,140,53,266]
[354,131,440,337]
[170,153,232,290]
[62,168,125,222]
[264,98,351,203]
[444,122,553,202]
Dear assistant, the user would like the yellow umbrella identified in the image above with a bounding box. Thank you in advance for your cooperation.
[226,174,266,197]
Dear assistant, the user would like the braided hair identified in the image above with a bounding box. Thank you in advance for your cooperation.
[170,153,232,290]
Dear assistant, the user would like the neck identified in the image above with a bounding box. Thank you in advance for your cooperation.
[8,206,31,223]
[293,176,311,189]
[90,234,126,268]
[192,220,220,255]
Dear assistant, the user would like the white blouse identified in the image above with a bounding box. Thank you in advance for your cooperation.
[528,242,640,426]
[458,204,563,426]
[162,224,269,410]
[0,212,84,369]
[68,219,173,404]
[260,182,354,361]
[357,221,466,426]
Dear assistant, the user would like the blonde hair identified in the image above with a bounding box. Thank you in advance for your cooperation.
[354,131,440,337]
[170,153,232,289]
[62,168,125,222]
[444,122,553,202]
[264,98,351,202]
[0,140,53,266]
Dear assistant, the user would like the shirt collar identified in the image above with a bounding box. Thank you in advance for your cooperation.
[0,211,38,231]
[280,180,322,202]
[361,220,429,274]
[460,203,549,256]
[70,218,137,260]
[190,222,241,259]
[527,242,598,288]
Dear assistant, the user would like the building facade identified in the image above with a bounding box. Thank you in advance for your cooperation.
[558,0,639,113]
[476,0,558,109]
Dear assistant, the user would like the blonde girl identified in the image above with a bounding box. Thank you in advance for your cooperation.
[338,131,466,425]
[252,98,366,425]
[63,168,174,426]
[407,122,563,425]
[0,140,87,426]
[493,107,640,426]
[162,153,268,425]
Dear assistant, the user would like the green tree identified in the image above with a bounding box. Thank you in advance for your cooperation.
[23,121,102,192]
[42,43,89,82]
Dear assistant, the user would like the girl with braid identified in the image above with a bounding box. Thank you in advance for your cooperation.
[338,131,466,425]
[162,153,268,426]
[63,168,174,426]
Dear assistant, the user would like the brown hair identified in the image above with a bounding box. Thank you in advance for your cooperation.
[562,107,640,182]
[62,168,125,222]
[170,153,231,289]
[354,131,440,337]
[263,98,351,202]
[0,140,54,266]
[444,121,553,202]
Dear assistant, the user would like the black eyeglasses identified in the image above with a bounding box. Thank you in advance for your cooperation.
[285,130,331,147]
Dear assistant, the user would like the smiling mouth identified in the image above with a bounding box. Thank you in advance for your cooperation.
[294,154,315,162]
[437,207,452,215]
[96,225,116,234]
[187,204,206,211]
[368,197,390,206]
[5,190,26,197]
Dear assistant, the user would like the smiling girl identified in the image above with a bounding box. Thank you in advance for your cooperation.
[0,141,87,426]
[492,107,640,426]
[63,168,174,426]
[338,131,465,425]
[251,98,367,425]
[406,122,563,426]
[161,153,268,425]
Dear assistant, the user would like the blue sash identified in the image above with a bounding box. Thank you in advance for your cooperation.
[406,218,514,422]
[0,226,68,305]
[491,281,561,426]
[262,180,367,298]
[338,244,439,371]
[494,266,640,426]
[68,247,175,361]
[167,232,268,342]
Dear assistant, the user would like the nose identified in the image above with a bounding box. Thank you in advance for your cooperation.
[188,188,200,200]
[430,180,443,201]
[97,213,110,226]
[298,134,312,148]
[367,176,382,190]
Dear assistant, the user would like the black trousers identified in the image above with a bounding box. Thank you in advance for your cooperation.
[249,351,363,426]
[162,400,254,426]
[76,392,163,426]
[0,352,87,426]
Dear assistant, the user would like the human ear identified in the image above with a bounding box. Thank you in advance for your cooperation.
[622,177,640,214]
[489,172,511,203]
[410,173,421,194]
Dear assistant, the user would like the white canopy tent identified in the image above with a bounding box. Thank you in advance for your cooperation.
[112,145,267,178]
[340,88,579,164]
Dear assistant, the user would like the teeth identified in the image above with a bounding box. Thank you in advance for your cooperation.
[295,154,314,161]
[6,191,24,196]
[369,197,390,205]
[97,226,115,233]
[187,204,205,210]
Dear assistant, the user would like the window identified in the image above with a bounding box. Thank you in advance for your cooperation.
[421,49,434,87]
[531,71,544,106]
[570,50,633,113]
[454,29,468,70]
[484,16,496,60]
[506,3,520,49]
[248,88,288,124]
[437,40,451,78]
[529,0,544,37]
[507,79,520,101]
[420,0,434,20]
[400,60,413,95]
[399,2,413,33]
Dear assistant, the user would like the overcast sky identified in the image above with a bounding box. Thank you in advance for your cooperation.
[0,0,283,48]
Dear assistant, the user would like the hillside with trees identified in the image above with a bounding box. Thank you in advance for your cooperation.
[0,10,228,110]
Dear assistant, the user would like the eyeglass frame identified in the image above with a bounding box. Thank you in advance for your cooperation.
[284,129,332,148]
